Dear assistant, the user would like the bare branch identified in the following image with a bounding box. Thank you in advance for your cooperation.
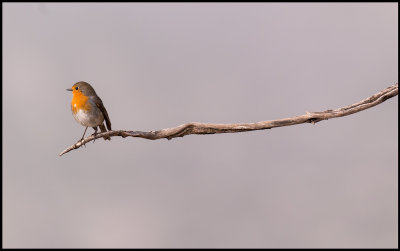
[59,83,398,156]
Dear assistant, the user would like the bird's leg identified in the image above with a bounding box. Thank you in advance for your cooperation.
[92,127,98,143]
[79,127,88,147]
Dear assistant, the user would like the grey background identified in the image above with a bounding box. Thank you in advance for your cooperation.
[2,3,398,248]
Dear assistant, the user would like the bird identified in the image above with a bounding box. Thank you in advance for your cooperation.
[67,81,112,142]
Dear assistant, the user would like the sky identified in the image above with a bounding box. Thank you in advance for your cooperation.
[2,3,398,248]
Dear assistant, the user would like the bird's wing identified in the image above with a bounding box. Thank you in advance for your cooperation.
[94,96,112,130]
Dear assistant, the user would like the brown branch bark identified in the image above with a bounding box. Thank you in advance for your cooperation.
[59,83,398,156]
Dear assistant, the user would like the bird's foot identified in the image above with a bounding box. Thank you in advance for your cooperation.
[91,132,98,143]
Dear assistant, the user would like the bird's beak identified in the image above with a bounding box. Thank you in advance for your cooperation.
[66,88,73,91]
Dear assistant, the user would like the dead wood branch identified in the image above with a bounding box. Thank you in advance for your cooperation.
[59,83,398,156]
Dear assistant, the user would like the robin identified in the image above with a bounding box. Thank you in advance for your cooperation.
[67,81,112,142]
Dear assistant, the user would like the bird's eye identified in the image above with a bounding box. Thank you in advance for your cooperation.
[75,87,78,90]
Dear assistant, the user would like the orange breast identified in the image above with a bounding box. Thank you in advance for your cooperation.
[71,91,91,113]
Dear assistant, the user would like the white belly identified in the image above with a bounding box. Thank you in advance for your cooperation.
[73,108,104,127]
